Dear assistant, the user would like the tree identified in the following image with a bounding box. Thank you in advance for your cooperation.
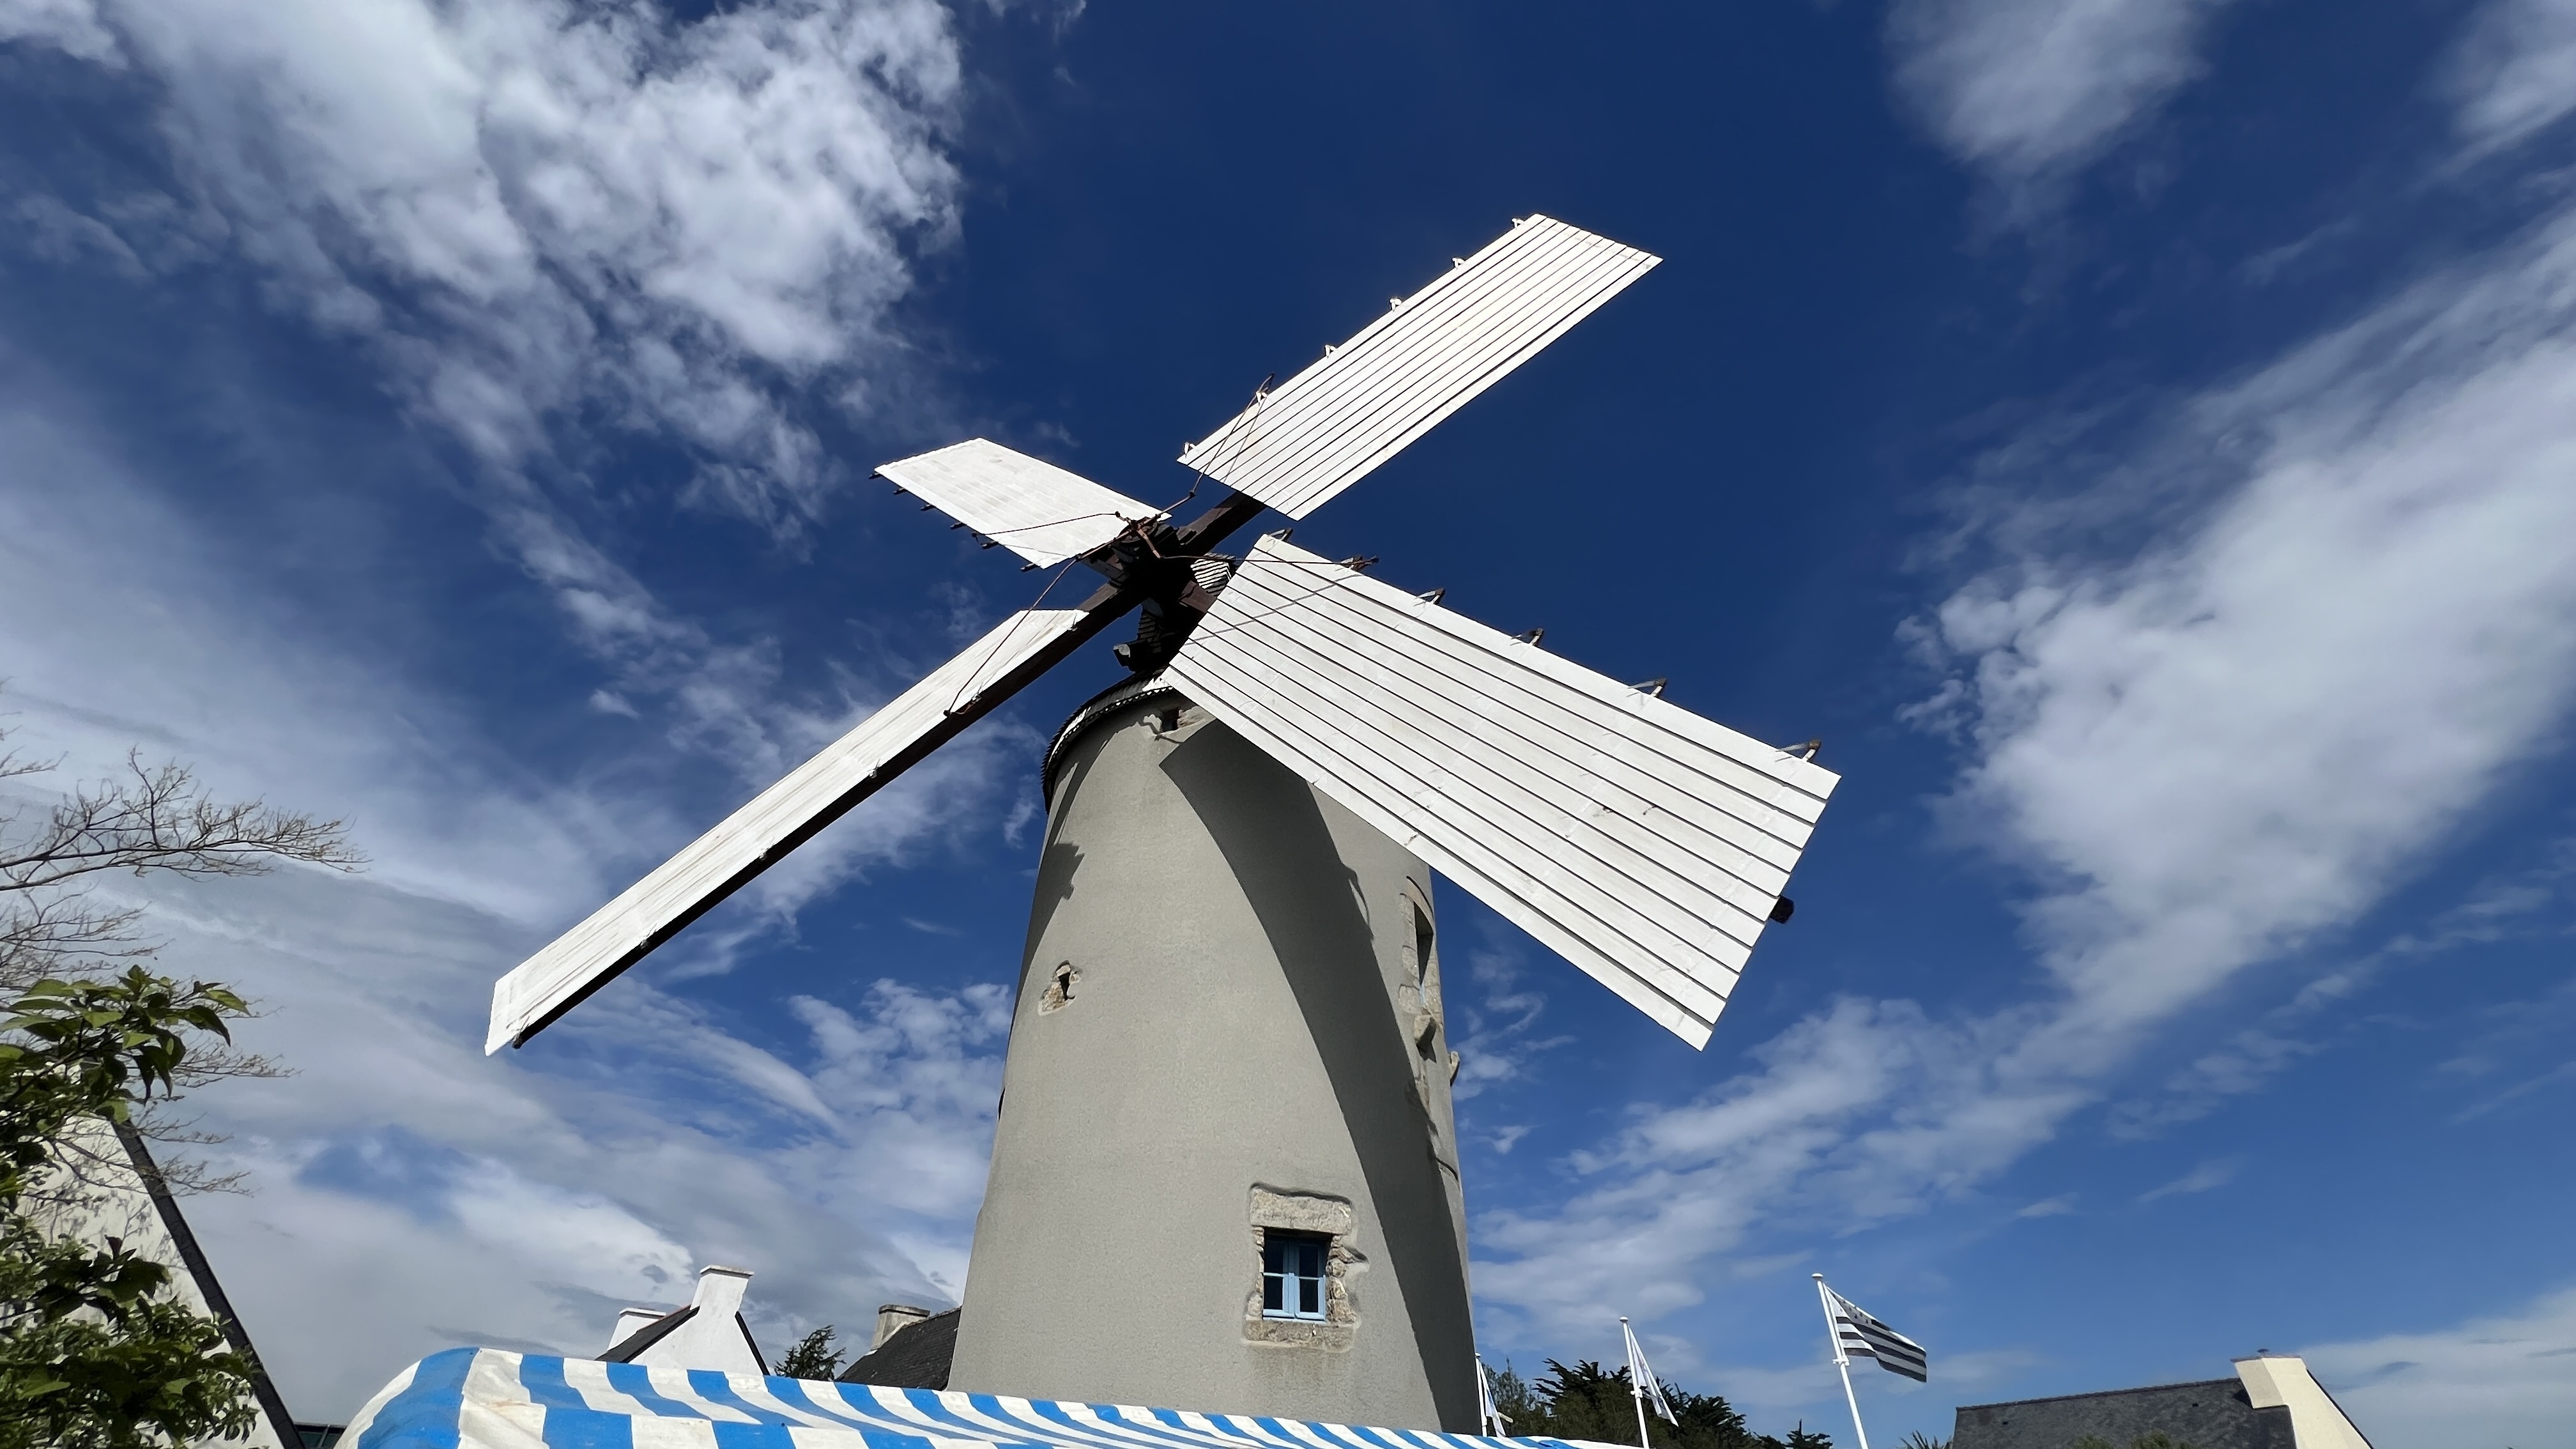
[1529,1359,1641,1444]
[1,972,261,1448]
[1489,1361,1542,1435]
[777,1325,845,1380]
[0,715,359,1445]
[1,728,356,1193]
[1496,1358,1779,1449]
[1779,1423,1832,1449]
[1662,1384,1761,1449]
[2,733,361,993]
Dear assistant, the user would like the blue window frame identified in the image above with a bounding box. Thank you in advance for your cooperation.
[1262,1232,1330,1321]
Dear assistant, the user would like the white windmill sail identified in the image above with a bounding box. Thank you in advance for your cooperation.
[1164,536,1836,1047]
[486,608,1092,1052]
[484,212,1829,1067]
[1177,215,1659,519]
[877,439,1165,569]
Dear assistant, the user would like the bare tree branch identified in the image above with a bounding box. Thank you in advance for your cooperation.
[1,709,349,1195]
[0,892,155,997]
[0,751,364,893]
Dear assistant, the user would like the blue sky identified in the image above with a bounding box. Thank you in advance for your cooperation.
[3,0,2574,1445]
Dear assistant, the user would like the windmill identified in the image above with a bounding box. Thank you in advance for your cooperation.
[484,216,1839,1433]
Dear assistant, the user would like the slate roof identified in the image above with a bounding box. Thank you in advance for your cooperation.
[599,1305,700,1362]
[839,1307,961,1390]
[1952,1378,2295,1449]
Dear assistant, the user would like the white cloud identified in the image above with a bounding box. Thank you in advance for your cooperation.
[0,1,1052,1400]
[2107,834,2576,1133]
[2107,1027,2317,1137]
[0,375,1028,1418]
[2304,1282,2576,1449]
[2135,1157,2235,1202]
[790,982,1013,1218]
[3,0,960,536]
[0,0,122,63]
[0,387,604,921]
[1475,178,2576,1345]
[67,854,1013,1420]
[1885,0,2237,191]
[2448,0,2576,155]
[1887,0,2576,195]
[1450,938,1571,1102]
[1,0,976,763]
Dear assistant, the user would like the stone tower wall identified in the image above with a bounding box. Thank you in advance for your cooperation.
[947,686,1474,1430]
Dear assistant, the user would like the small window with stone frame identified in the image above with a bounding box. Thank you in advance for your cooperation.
[1261,1230,1331,1321]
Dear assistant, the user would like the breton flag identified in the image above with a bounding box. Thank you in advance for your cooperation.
[1620,1318,1678,1424]
[1823,1285,1929,1381]
[1476,1354,1510,1438]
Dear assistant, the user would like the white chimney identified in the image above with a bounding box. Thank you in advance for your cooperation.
[872,1303,933,1351]
[620,1266,765,1376]
[606,1307,665,1353]
[687,1265,753,1320]
[2234,1355,2375,1449]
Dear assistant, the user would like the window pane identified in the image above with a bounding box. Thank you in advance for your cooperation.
[1261,1232,1333,1321]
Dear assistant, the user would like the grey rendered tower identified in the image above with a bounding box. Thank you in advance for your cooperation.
[947,682,1474,1427]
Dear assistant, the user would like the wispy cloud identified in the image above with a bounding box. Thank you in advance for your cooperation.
[2439,954,2576,1121]
[2304,1281,2576,1449]
[1885,0,2239,196]
[5,0,962,536]
[2446,0,2576,155]
[98,857,1012,1419]
[0,0,987,808]
[2453,1059,2576,1121]
[1474,139,2576,1340]
[2136,1158,2235,1203]
[2110,835,2576,1133]
[1450,937,1572,1102]
[2108,1029,2319,1138]
[0,371,1029,1416]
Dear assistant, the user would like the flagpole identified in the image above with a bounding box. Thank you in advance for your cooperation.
[1620,1318,1653,1449]
[1813,1275,1870,1449]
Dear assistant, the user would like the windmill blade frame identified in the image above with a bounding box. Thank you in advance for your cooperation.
[486,493,1269,1052]
[1163,535,1837,1047]
[487,607,1087,1054]
[876,438,1167,569]
[1177,215,1659,519]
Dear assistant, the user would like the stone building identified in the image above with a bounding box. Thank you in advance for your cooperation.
[1952,1354,2372,1449]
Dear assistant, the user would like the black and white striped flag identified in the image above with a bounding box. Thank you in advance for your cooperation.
[1621,1318,1678,1425]
[1825,1287,1928,1382]
[1476,1354,1509,1438]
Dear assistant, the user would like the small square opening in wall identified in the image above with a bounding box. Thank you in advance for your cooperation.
[1261,1231,1331,1321]
[1245,1186,1356,1347]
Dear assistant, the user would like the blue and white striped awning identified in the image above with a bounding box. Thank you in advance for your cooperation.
[346,1350,1577,1449]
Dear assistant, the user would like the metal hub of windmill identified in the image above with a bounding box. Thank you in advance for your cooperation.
[484,215,1841,1432]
